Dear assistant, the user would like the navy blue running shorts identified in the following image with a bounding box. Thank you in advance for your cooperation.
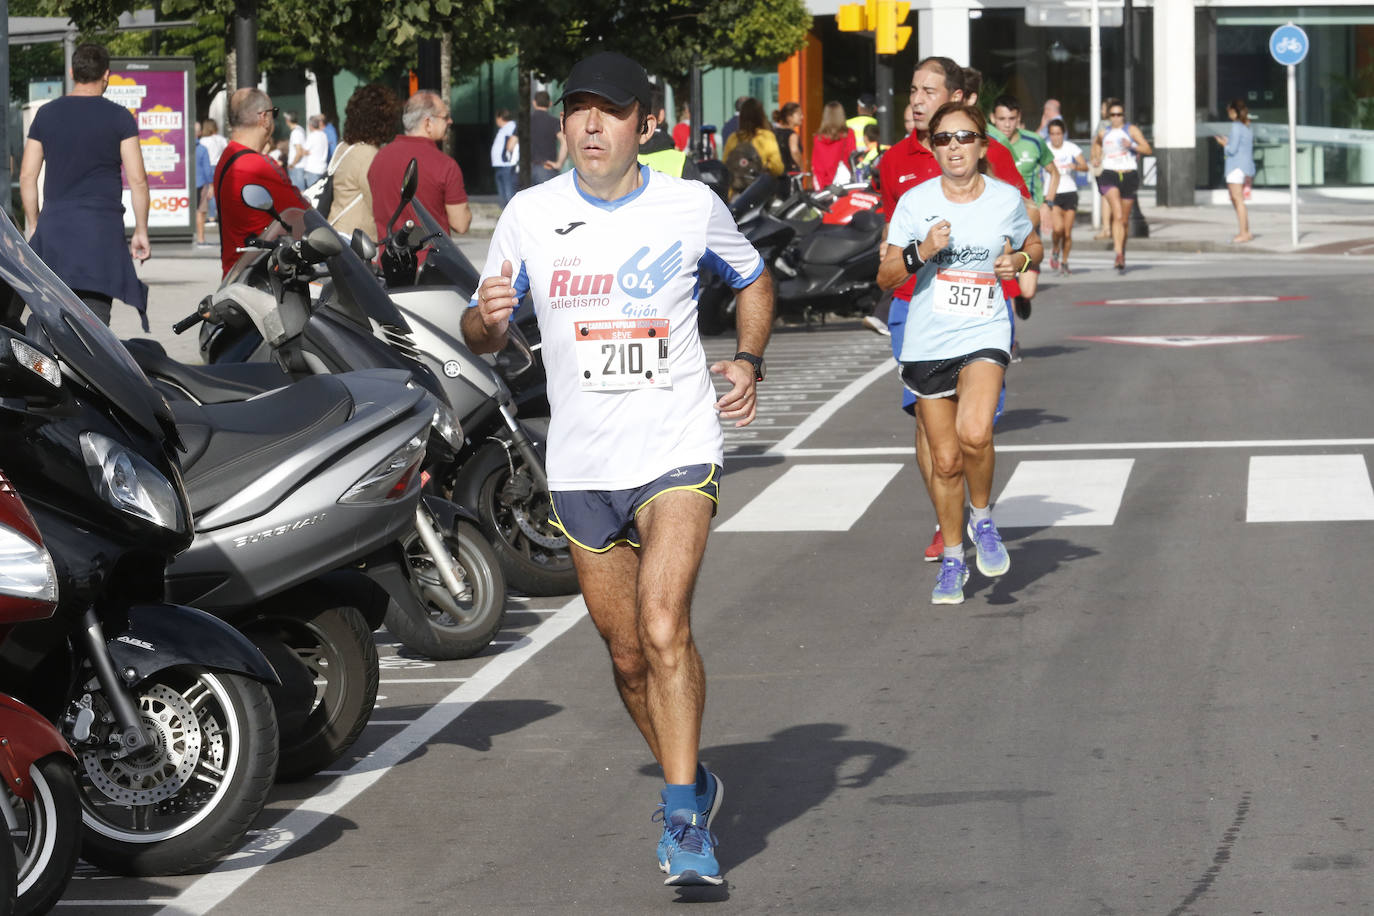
[549,464,721,552]
[899,348,1010,400]
[1095,168,1140,201]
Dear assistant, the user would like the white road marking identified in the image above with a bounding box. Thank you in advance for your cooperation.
[718,463,903,532]
[1074,294,1308,306]
[743,438,1374,459]
[377,678,469,684]
[1246,455,1374,522]
[767,360,893,454]
[994,459,1136,528]
[154,596,589,916]
[1071,334,1302,348]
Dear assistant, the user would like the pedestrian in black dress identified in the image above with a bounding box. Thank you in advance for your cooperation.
[19,42,150,328]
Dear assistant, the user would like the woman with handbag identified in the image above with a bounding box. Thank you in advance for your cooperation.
[328,85,402,239]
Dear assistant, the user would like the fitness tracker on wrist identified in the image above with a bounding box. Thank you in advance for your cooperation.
[902,242,923,274]
[734,351,766,382]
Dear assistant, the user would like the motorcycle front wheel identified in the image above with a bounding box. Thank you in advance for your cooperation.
[385,520,506,661]
[473,439,578,597]
[2,755,80,916]
[246,602,379,781]
[75,668,278,877]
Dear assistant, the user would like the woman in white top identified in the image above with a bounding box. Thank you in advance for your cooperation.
[1046,118,1086,275]
[1091,97,1151,272]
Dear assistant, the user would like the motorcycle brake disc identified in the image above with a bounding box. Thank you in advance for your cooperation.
[81,683,203,806]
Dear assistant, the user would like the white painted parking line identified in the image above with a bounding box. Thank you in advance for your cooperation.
[154,595,589,916]
[737,438,1374,460]
[767,360,892,454]
[994,459,1136,528]
[1246,455,1374,522]
[377,678,469,684]
[718,463,903,532]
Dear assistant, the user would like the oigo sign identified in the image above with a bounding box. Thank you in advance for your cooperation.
[123,189,192,229]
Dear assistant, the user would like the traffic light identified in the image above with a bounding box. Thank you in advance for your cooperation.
[837,3,867,31]
[876,0,912,54]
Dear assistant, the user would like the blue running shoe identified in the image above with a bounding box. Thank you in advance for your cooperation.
[966,519,1010,577]
[931,556,969,605]
[656,771,725,871]
[656,809,723,886]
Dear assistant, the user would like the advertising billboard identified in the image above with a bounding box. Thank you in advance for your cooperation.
[106,58,197,237]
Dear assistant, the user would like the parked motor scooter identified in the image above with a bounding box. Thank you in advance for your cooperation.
[697,174,884,334]
[0,473,81,915]
[128,203,508,661]
[0,207,281,877]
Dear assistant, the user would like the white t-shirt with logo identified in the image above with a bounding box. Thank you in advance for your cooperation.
[1050,139,1083,179]
[473,166,763,490]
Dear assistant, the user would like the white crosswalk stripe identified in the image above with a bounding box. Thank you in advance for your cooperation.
[993,458,1136,528]
[1246,454,1374,522]
[717,463,903,532]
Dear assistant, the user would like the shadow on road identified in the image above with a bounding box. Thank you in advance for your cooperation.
[639,723,907,880]
[965,536,1101,609]
[994,406,1070,434]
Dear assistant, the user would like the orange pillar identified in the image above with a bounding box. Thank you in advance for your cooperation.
[779,32,823,174]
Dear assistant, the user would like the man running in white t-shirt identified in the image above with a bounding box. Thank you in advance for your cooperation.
[463,51,773,889]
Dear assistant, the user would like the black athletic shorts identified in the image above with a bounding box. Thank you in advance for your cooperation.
[549,464,720,552]
[898,348,1010,400]
[1095,169,1140,201]
[1052,190,1079,211]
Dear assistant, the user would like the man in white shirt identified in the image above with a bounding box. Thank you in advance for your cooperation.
[489,109,517,206]
[285,111,307,189]
[464,51,772,890]
[302,115,329,188]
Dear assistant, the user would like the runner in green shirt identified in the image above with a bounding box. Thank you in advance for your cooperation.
[989,94,1058,207]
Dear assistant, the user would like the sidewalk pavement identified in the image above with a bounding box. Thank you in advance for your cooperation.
[1069,187,1374,257]
[152,188,1374,264]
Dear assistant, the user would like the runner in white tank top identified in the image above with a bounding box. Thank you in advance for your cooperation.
[1091,98,1152,272]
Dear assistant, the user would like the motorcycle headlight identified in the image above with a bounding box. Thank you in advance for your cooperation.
[80,432,186,533]
[432,403,463,450]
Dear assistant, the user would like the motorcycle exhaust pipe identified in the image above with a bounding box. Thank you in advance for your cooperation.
[77,609,151,753]
[413,504,468,600]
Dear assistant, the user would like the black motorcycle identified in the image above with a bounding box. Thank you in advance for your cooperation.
[0,208,281,876]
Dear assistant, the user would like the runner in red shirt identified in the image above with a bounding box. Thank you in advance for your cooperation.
[876,57,1032,562]
[213,89,308,276]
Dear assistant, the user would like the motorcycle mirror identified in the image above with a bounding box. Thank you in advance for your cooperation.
[386,158,420,235]
[297,226,344,263]
[349,229,377,262]
[241,184,274,212]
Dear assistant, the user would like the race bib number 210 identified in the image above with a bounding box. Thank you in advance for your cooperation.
[575,319,672,390]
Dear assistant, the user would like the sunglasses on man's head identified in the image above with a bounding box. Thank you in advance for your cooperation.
[931,130,984,147]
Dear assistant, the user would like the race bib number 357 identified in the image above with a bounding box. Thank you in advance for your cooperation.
[575,319,672,390]
[932,269,999,319]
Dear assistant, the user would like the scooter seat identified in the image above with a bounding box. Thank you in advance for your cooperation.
[799,216,883,266]
[173,374,354,515]
[123,338,293,404]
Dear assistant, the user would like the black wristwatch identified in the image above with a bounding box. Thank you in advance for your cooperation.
[902,241,924,273]
[734,351,766,382]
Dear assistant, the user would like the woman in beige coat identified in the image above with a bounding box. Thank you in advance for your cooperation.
[328,84,401,239]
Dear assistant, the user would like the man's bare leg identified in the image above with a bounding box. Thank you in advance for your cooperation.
[570,490,713,786]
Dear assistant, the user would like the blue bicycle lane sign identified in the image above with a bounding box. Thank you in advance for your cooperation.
[1269,23,1309,66]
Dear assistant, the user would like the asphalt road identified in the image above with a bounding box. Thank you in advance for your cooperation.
[65,251,1374,914]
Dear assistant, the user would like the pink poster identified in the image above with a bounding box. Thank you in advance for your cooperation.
[106,65,192,230]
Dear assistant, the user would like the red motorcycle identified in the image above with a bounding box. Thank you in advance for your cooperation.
[0,472,81,915]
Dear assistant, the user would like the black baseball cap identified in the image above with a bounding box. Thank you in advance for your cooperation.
[858,94,877,109]
[556,51,652,109]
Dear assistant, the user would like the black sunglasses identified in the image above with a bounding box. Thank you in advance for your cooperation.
[931,130,984,147]
[1108,110,1125,116]
[262,106,280,119]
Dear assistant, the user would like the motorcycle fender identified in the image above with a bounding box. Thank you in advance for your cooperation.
[0,693,73,801]
[109,604,281,686]
[448,436,514,511]
[423,493,480,531]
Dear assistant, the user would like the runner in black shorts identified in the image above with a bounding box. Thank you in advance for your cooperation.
[1091,99,1152,272]
[1046,118,1086,275]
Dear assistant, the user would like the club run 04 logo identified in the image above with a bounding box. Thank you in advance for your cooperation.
[545,242,684,317]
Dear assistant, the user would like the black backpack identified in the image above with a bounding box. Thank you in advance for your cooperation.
[727,138,764,192]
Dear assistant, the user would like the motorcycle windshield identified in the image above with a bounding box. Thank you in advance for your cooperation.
[410,199,481,293]
[0,208,173,442]
[301,208,413,332]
